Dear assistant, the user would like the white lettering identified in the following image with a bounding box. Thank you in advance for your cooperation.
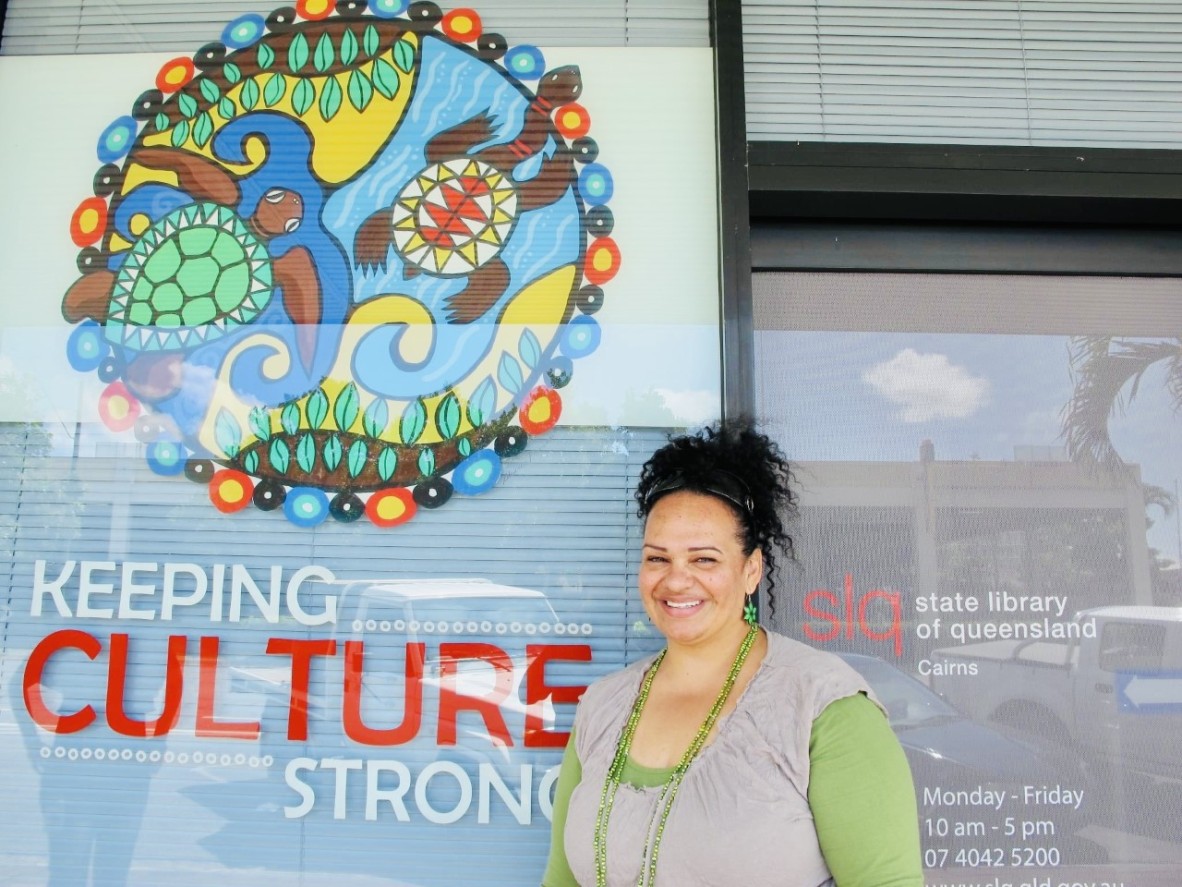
[77,561,117,619]
[162,562,207,619]
[32,560,74,617]
[287,565,337,627]
[284,757,318,819]
[118,562,158,620]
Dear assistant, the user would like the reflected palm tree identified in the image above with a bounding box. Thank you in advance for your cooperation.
[1062,335,1182,470]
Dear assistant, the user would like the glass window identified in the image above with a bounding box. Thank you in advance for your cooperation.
[756,269,1182,880]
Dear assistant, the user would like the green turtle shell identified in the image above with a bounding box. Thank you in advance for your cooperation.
[105,201,274,352]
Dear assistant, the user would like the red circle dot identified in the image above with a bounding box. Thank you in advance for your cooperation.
[584,237,620,286]
[442,9,482,42]
[554,103,591,140]
[155,57,195,93]
[366,488,418,527]
[210,469,254,513]
[519,387,562,435]
[70,197,109,248]
[296,0,334,20]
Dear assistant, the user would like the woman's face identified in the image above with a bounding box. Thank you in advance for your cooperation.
[639,490,762,651]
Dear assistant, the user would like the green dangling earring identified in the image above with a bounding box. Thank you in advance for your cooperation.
[743,593,758,627]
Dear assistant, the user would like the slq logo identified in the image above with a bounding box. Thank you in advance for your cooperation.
[803,573,904,657]
[61,0,617,527]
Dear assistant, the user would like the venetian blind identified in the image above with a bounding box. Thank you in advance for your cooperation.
[744,0,1182,148]
[0,0,710,53]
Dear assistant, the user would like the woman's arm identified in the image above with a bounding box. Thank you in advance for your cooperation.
[541,731,583,887]
[808,693,924,887]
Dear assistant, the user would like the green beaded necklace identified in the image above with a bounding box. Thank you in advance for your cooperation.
[593,625,759,887]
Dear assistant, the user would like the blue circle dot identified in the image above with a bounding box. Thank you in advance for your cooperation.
[222,14,265,49]
[562,316,601,358]
[369,0,410,18]
[146,440,186,476]
[284,487,329,527]
[67,321,108,372]
[504,45,544,80]
[579,164,614,206]
[452,451,502,496]
[98,116,138,164]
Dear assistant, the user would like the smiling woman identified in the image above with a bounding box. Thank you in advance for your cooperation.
[543,420,924,887]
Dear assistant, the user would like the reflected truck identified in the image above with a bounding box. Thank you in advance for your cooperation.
[926,606,1182,789]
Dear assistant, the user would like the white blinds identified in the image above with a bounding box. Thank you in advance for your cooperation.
[744,0,1182,148]
[0,0,710,53]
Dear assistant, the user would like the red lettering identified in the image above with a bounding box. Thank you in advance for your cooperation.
[342,641,425,745]
[265,637,337,740]
[437,643,512,747]
[802,589,841,643]
[106,633,186,738]
[802,576,906,658]
[23,629,101,734]
[844,573,855,640]
[858,590,904,658]
[196,636,261,739]
[524,644,591,748]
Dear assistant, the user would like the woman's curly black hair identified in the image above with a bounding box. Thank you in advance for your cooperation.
[634,419,797,611]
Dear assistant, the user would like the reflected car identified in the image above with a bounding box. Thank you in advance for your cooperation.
[839,653,1105,865]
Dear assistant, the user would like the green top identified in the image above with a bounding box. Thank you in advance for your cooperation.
[542,692,922,887]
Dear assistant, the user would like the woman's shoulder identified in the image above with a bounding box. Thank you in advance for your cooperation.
[755,631,877,713]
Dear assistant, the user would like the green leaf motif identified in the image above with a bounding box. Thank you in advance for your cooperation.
[215,409,242,459]
[341,29,359,66]
[307,388,329,430]
[270,438,291,475]
[347,69,373,113]
[417,448,435,477]
[199,78,221,104]
[222,62,242,84]
[257,42,275,70]
[264,73,287,107]
[177,93,198,119]
[170,120,190,147]
[377,446,397,482]
[314,32,335,72]
[371,58,400,100]
[323,433,343,472]
[458,438,472,458]
[347,440,368,478]
[467,376,497,427]
[296,433,317,474]
[249,406,271,441]
[519,329,542,369]
[289,32,309,72]
[217,97,236,121]
[292,78,316,117]
[193,112,214,148]
[243,450,259,474]
[363,25,380,58]
[362,398,389,438]
[394,38,415,73]
[400,399,427,445]
[153,112,170,132]
[498,353,524,395]
[436,391,461,440]
[240,78,260,111]
[280,402,301,436]
[319,75,342,121]
[334,383,360,431]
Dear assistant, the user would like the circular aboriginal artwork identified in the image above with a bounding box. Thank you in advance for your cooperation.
[60,2,619,527]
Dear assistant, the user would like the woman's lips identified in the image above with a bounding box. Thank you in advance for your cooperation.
[662,599,703,613]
